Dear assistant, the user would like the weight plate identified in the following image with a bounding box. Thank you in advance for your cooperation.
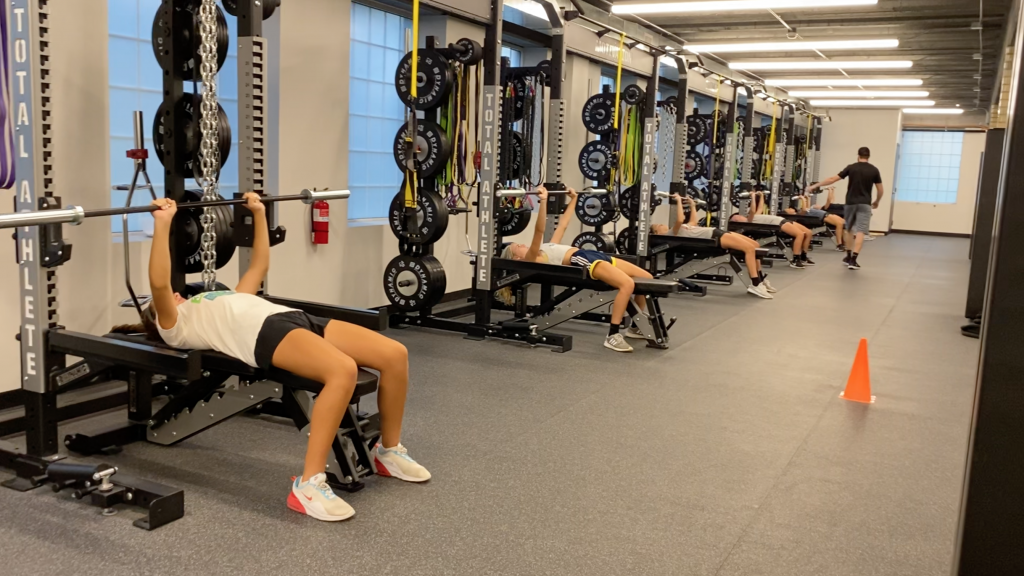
[151,2,229,81]
[683,150,706,182]
[687,116,708,146]
[622,84,644,106]
[499,203,532,236]
[393,120,452,178]
[502,132,525,181]
[571,231,614,253]
[389,187,450,244]
[174,189,236,274]
[384,254,447,312]
[395,49,453,110]
[455,37,483,65]
[581,93,616,135]
[153,94,232,179]
[574,192,614,227]
[578,140,614,182]
[511,77,528,122]
[222,0,280,19]
[615,227,638,255]
[707,183,722,210]
[619,184,664,221]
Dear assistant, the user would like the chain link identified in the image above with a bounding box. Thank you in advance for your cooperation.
[198,0,220,291]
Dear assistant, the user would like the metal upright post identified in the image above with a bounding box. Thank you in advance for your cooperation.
[156,0,187,292]
[733,85,755,223]
[634,54,660,265]
[542,1,565,190]
[235,0,268,289]
[769,105,790,215]
[781,104,797,207]
[716,92,739,229]
[964,128,1005,322]
[668,55,688,231]
[810,116,823,186]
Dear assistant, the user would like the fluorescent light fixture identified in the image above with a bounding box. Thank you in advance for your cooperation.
[903,108,964,114]
[684,39,898,54]
[730,60,912,71]
[611,0,878,16]
[765,78,923,87]
[659,56,679,68]
[809,99,934,107]
[787,90,929,97]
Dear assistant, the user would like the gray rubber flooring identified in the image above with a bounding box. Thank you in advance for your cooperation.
[0,235,979,576]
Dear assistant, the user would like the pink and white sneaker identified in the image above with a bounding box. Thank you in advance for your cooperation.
[287,473,355,522]
[374,443,431,482]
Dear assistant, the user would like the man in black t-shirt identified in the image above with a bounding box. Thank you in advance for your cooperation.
[807,147,884,270]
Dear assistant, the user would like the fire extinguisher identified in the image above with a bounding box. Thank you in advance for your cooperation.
[311,199,329,244]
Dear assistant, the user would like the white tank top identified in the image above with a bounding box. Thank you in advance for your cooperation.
[541,243,573,265]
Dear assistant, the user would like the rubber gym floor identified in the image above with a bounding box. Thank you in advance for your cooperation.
[0,234,977,576]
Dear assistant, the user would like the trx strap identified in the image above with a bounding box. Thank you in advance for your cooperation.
[0,5,12,189]
[402,0,421,211]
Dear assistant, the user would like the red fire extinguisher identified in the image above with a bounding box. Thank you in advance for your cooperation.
[311,199,329,244]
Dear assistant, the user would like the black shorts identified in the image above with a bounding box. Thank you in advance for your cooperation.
[253,311,330,370]
[711,228,725,244]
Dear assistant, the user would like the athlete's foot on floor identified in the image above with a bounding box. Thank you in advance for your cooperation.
[763,279,777,293]
[848,260,861,270]
[747,284,774,299]
[604,333,634,352]
[375,444,431,482]
[624,326,646,339]
[287,473,355,522]
[789,259,806,269]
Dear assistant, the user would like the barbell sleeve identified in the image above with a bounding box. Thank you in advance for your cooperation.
[0,206,84,229]
[301,189,350,203]
[496,188,529,198]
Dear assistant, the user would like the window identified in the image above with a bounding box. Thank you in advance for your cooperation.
[502,45,522,68]
[897,130,964,204]
[600,75,615,92]
[108,0,238,234]
[348,4,411,221]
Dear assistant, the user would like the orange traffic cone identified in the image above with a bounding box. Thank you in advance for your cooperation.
[840,338,875,403]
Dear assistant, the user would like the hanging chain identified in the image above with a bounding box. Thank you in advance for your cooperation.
[197,0,220,291]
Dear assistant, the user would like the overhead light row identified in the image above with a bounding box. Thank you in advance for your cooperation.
[787,90,929,97]
[730,61,913,71]
[684,39,899,54]
[765,78,923,87]
[612,0,878,16]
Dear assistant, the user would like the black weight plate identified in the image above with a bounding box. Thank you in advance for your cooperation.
[395,49,452,110]
[384,254,447,312]
[499,204,532,236]
[174,189,236,274]
[152,2,229,81]
[574,192,614,227]
[615,227,638,255]
[619,184,664,221]
[687,116,707,146]
[389,187,450,244]
[622,84,644,106]
[578,140,614,182]
[581,93,616,135]
[571,231,613,253]
[511,77,528,122]
[502,132,525,181]
[683,150,706,182]
[707,183,722,210]
[393,120,452,178]
[455,37,483,65]
[153,94,232,179]
[222,0,280,19]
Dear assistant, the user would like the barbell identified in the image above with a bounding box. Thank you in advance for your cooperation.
[0,189,350,230]
[496,187,608,198]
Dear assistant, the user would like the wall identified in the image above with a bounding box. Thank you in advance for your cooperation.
[892,131,986,235]
[818,109,902,233]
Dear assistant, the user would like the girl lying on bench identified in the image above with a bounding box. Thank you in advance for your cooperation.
[500,187,653,353]
[729,190,815,269]
[112,194,429,522]
[783,187,847,251]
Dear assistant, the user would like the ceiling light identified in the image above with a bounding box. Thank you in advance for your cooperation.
[903,108,964,114]
[974,87,982,92]
[730,60,913,71]
[755,91,769,99]
[787,90,929,97]
[611,0,878,15]
[765,78,923,87]
[973,53,983,60]
[683,39,898,54]
[809,99,934,107]
[971,22,984,30]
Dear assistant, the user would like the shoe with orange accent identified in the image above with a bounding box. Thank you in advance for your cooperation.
[374,444,431,482]
[287,473,355,521]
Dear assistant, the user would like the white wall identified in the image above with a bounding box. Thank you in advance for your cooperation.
[892,131,986,235]
[818,109,902,233]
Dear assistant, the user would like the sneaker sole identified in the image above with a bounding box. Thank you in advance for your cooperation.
[287,491,355,522]
[848,266,860,270]
[374,457,432,483]
[747,288,773,299]
[789,264,805,269]
[603,341,634,353]
[624,331,647,340]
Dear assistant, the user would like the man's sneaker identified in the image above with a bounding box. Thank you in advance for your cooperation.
[747,284,774,299]
[763,278,778,293]
[604,333,634,352]
[803,257,816,266]
[624,326,646,339]
[789,259,805,269]
[848,260,861,270]
[835,245,846,252]
[375,444,431,482]
[287,473,355,522]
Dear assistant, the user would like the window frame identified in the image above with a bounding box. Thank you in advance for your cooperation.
[896,129,965,205]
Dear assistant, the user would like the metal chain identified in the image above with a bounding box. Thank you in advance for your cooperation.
[197,0,220,291]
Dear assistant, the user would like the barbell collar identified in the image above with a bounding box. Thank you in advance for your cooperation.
[301,189,351,204]
[0,206,84,230]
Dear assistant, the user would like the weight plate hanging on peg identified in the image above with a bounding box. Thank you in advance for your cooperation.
[153,94,232,179]
[389,186,450,245]
[578,140,615,182]
[622,84,645,106]
[581,93,616,135]
[173,190,236,274]
[615,227,638,255]
[395,49,453,110]
[151,2,229,81]
[574,191,614,226]
[222,0,280,19]
[454,38,483,65]
[571,231,614,253]
[502,132,526,181]
[686,116,708,146]
[683,150,706,182]
[392,120,452,179]
[707,183,722,210]
[499,204,532,236]
[383,255,447,312]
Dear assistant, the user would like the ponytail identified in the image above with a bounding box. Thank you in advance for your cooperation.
[110,305,163,342]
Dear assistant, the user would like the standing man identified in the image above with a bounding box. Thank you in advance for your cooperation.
[806,146,883,270]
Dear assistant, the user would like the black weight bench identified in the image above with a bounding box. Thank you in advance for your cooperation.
[52,329,383,493]
[650,234,771,288]
[728,221,793,262]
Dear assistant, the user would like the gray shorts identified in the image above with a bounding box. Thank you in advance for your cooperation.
[843,204,872,234]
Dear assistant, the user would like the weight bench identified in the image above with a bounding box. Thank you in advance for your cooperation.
[50,300,389,493]
[784,213,830,243]
[728,221,793,262]
[493,258,680,349]
[650,234,771,288]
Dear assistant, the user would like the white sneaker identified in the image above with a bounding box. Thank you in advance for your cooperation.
[747,284,774,299]
[624,326,646,339]
[604,333,634,352]
[287,472,355,522]
[375,443,431,482]
[763,279,778,293]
